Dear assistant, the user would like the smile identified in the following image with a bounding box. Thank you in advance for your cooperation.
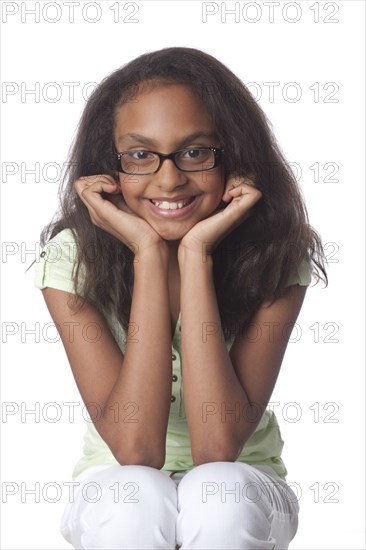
[145,195,200,218]
[150,197,195,210]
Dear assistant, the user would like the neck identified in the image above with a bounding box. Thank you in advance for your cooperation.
[167,239,179,253]
[167,239,180,267]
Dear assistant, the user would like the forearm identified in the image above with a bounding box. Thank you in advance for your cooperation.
[102,245,172,467]
[179,251,254,463]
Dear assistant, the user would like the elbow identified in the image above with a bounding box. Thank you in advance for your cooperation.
[115,445,166,470]
[192,441,243,466]
[98,420,166,470]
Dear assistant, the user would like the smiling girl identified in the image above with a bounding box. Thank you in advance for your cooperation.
[34,47,327,549]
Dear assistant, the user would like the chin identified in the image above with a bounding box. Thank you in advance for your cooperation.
[153,224,191,242]
[157,230,187,241]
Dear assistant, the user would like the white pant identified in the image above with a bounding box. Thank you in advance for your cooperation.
[60,461,299,549]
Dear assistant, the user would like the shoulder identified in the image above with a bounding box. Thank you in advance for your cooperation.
[43,228,77,255]
[286,255,313,287]
[34,228,81,294]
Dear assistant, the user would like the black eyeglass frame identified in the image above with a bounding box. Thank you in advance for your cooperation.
[115,147,225,175]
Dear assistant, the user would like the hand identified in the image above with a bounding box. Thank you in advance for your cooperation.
[178,175,262,261]
[74,174,166,257]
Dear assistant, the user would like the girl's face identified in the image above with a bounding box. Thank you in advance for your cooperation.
[113,83,225,242]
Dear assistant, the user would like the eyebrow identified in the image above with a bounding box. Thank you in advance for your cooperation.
[116,132,218,148]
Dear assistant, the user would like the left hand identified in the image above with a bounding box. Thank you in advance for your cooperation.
[178,175,263,260]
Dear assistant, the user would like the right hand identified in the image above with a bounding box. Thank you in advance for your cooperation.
[74,174,166,257]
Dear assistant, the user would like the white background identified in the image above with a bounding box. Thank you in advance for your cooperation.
[1,1,365,549]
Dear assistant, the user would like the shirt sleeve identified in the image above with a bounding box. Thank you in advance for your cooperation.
[285,256,313,287]
[34,228,80,294]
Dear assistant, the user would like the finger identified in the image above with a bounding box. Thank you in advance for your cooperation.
[222,182,260,205]
[75,174,118,192]
[221,176,255,202]
[227,184,263,207]
[217,186,262,231]
[229,182,261,196]
[81,173,117,184]
[75,179,119,211]
[75,175,117,195]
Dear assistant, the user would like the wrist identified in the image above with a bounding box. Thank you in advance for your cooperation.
[134,241,170,267]
[178,243,214,270]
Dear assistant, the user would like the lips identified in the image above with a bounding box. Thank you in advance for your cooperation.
[149,197,195,210]
[145,195,200,218]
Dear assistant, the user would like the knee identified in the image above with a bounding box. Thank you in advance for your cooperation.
[80,464,177,515]
[68,465,177,549]
[176,463,276,549]
[177,462,273,521]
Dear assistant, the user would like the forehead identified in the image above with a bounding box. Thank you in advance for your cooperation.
[114,84,215,145]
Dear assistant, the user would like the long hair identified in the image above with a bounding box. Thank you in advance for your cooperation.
[40,46,328,338]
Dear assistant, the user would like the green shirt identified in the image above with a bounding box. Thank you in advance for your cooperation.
[34,229,312,481]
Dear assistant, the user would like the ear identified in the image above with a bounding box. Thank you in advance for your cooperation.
[113,171,122,185]
[221,175,243,202]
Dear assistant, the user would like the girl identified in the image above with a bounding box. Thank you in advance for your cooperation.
[34,47,328,549]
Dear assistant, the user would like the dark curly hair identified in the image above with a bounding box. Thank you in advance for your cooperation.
[40,46,328,339]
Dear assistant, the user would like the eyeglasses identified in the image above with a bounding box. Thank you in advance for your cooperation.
[116,147,224,175]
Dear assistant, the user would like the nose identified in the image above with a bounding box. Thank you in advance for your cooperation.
[153,158,188,192]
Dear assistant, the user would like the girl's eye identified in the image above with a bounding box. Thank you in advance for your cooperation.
[183,148,203,159]
[179,148,212,165]
[129,151,155,160]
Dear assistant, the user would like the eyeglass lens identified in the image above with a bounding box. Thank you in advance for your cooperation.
[120,148,215,174]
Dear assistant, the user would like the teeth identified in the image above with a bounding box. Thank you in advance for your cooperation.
[151,198,192,210]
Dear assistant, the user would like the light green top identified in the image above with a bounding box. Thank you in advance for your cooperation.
[34,229,312,481]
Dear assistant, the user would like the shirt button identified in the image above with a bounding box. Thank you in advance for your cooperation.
[172,374,178,382]
[172,354,176,361]
[171,395,176,403]
[40,251,46,258]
